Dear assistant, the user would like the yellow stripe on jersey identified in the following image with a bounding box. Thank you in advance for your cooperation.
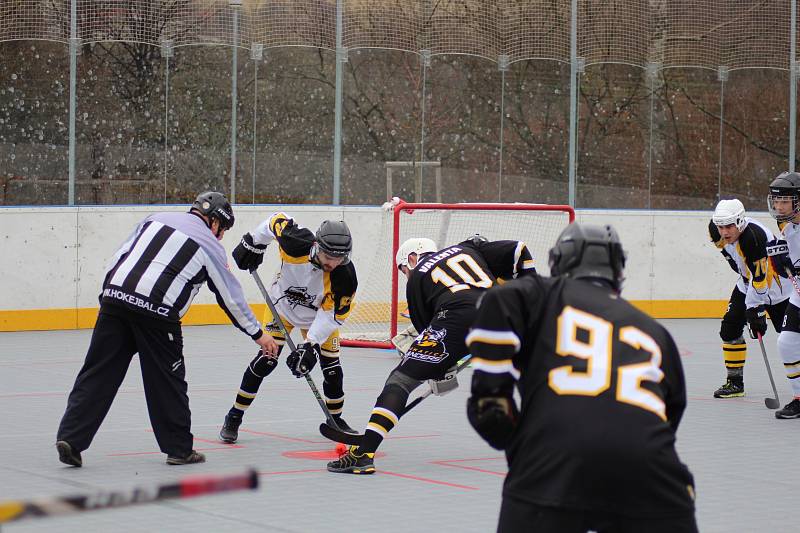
[269,212,290,237]
[278,248,308,264]
[471,357,521,379]
[523,259,535,269]
[321,273,334,312]
[466,328,521,351]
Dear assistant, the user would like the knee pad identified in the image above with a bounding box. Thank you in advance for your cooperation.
[384,368,424,395]
[720,323,745,344]
[778,331,800,363]
[248,346,282,378]
[321,356,344,397]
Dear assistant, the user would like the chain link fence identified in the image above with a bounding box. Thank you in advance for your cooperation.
[0,0,796,209]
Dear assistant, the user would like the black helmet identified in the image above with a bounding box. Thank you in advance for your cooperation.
[768,171,800,222]
[191,191,234,231]
[548,223,626,291]
[313,220,352,264]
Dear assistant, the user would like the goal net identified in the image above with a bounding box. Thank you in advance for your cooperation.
[340,198,575,348]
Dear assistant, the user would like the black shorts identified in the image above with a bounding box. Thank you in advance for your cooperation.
[496,497,697,533]
[399,303,474,381]
[720,286,787,340]
[781,302,800,333]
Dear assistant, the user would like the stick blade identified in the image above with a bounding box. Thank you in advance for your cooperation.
[765,397,780,409]
[319,422,363,445]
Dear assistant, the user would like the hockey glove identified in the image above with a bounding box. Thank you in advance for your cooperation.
[466,395,519,450]
[232,233,267,271]
[745,305,768,339]
[766,239,795,277]
[286,342,320,377]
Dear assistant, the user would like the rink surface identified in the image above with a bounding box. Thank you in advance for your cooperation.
[0,319,795,533]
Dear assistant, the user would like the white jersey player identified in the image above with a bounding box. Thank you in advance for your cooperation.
[767,171,800,418]
[219,212,359,441]
[708,199,790,399]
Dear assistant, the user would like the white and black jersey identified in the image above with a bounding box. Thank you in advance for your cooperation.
[101,211,262,339]
[708,217,791,309]
[249,212,358,345]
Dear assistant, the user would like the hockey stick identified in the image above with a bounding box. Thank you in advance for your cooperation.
[0,469,257,524]
[250,270,343,432]
[319,355,473,446]
[757,332,781,409]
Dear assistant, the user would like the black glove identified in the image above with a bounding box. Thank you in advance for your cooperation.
[745,305,768,339]
[286,342,320,377]
[766,239,794,277]
[466,395,519,450]
[232,233,267,271]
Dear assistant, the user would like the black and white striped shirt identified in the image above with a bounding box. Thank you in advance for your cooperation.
[100,211,262,339]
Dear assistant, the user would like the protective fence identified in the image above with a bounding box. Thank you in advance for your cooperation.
[0,0,797,209]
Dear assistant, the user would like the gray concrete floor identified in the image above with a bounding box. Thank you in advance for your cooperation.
[0,319,794,532]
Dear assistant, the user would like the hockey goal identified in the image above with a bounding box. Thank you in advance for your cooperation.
[340,198,575,349]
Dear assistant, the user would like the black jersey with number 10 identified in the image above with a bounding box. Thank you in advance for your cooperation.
[405,239,534,333]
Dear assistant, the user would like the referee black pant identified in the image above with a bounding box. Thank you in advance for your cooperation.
[57,307,192,457]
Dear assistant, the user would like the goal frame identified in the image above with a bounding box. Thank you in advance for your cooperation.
[341,199,575,349]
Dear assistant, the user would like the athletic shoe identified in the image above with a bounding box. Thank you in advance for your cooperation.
[713,379,744,398]
[775,398,800,419]
[56,440,82,467]
[166,450,206,465]
[220,411,243,443]
[327,446,375,475]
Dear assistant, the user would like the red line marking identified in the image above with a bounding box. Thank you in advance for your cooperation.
[194,436,240,445]
[257,468,323,476]
[108,445,241,457]
[432,457,504,463]
[239,429,326,443]
[431,460,506,476]
[687,395,764,404]
[380,470,478,490]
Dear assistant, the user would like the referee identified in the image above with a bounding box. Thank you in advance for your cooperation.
[55,191,277,467]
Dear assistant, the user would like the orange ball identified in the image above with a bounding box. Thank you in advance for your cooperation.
[335,443,347,454]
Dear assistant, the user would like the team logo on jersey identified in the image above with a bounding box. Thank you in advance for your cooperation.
[405,327,448,363]
[284,286,317,310]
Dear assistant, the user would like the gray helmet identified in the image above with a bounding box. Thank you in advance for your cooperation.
[191,191,234,230]
[313,220,352,264]
[548,223,626,291]
[768,171,800,222]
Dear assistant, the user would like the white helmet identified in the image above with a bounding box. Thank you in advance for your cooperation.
[395,238,437,271]
[712,199,747,231]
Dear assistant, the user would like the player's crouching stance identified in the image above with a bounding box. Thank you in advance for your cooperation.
[466,224,697,533]
[326,235,536,474]
[708,199,790,398]
[219,213,358,441]
[767,171,800,419]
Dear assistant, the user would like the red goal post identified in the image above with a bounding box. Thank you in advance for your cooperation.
[340,199,575,349]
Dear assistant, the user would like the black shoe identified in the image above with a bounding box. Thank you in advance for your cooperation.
[166,450,206,465]
[713,379,744,398]
[775,399,800,419]
[56,440,82,467]
[220,412,243,443]
[330,415,358,435]
[327,446,375,475]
